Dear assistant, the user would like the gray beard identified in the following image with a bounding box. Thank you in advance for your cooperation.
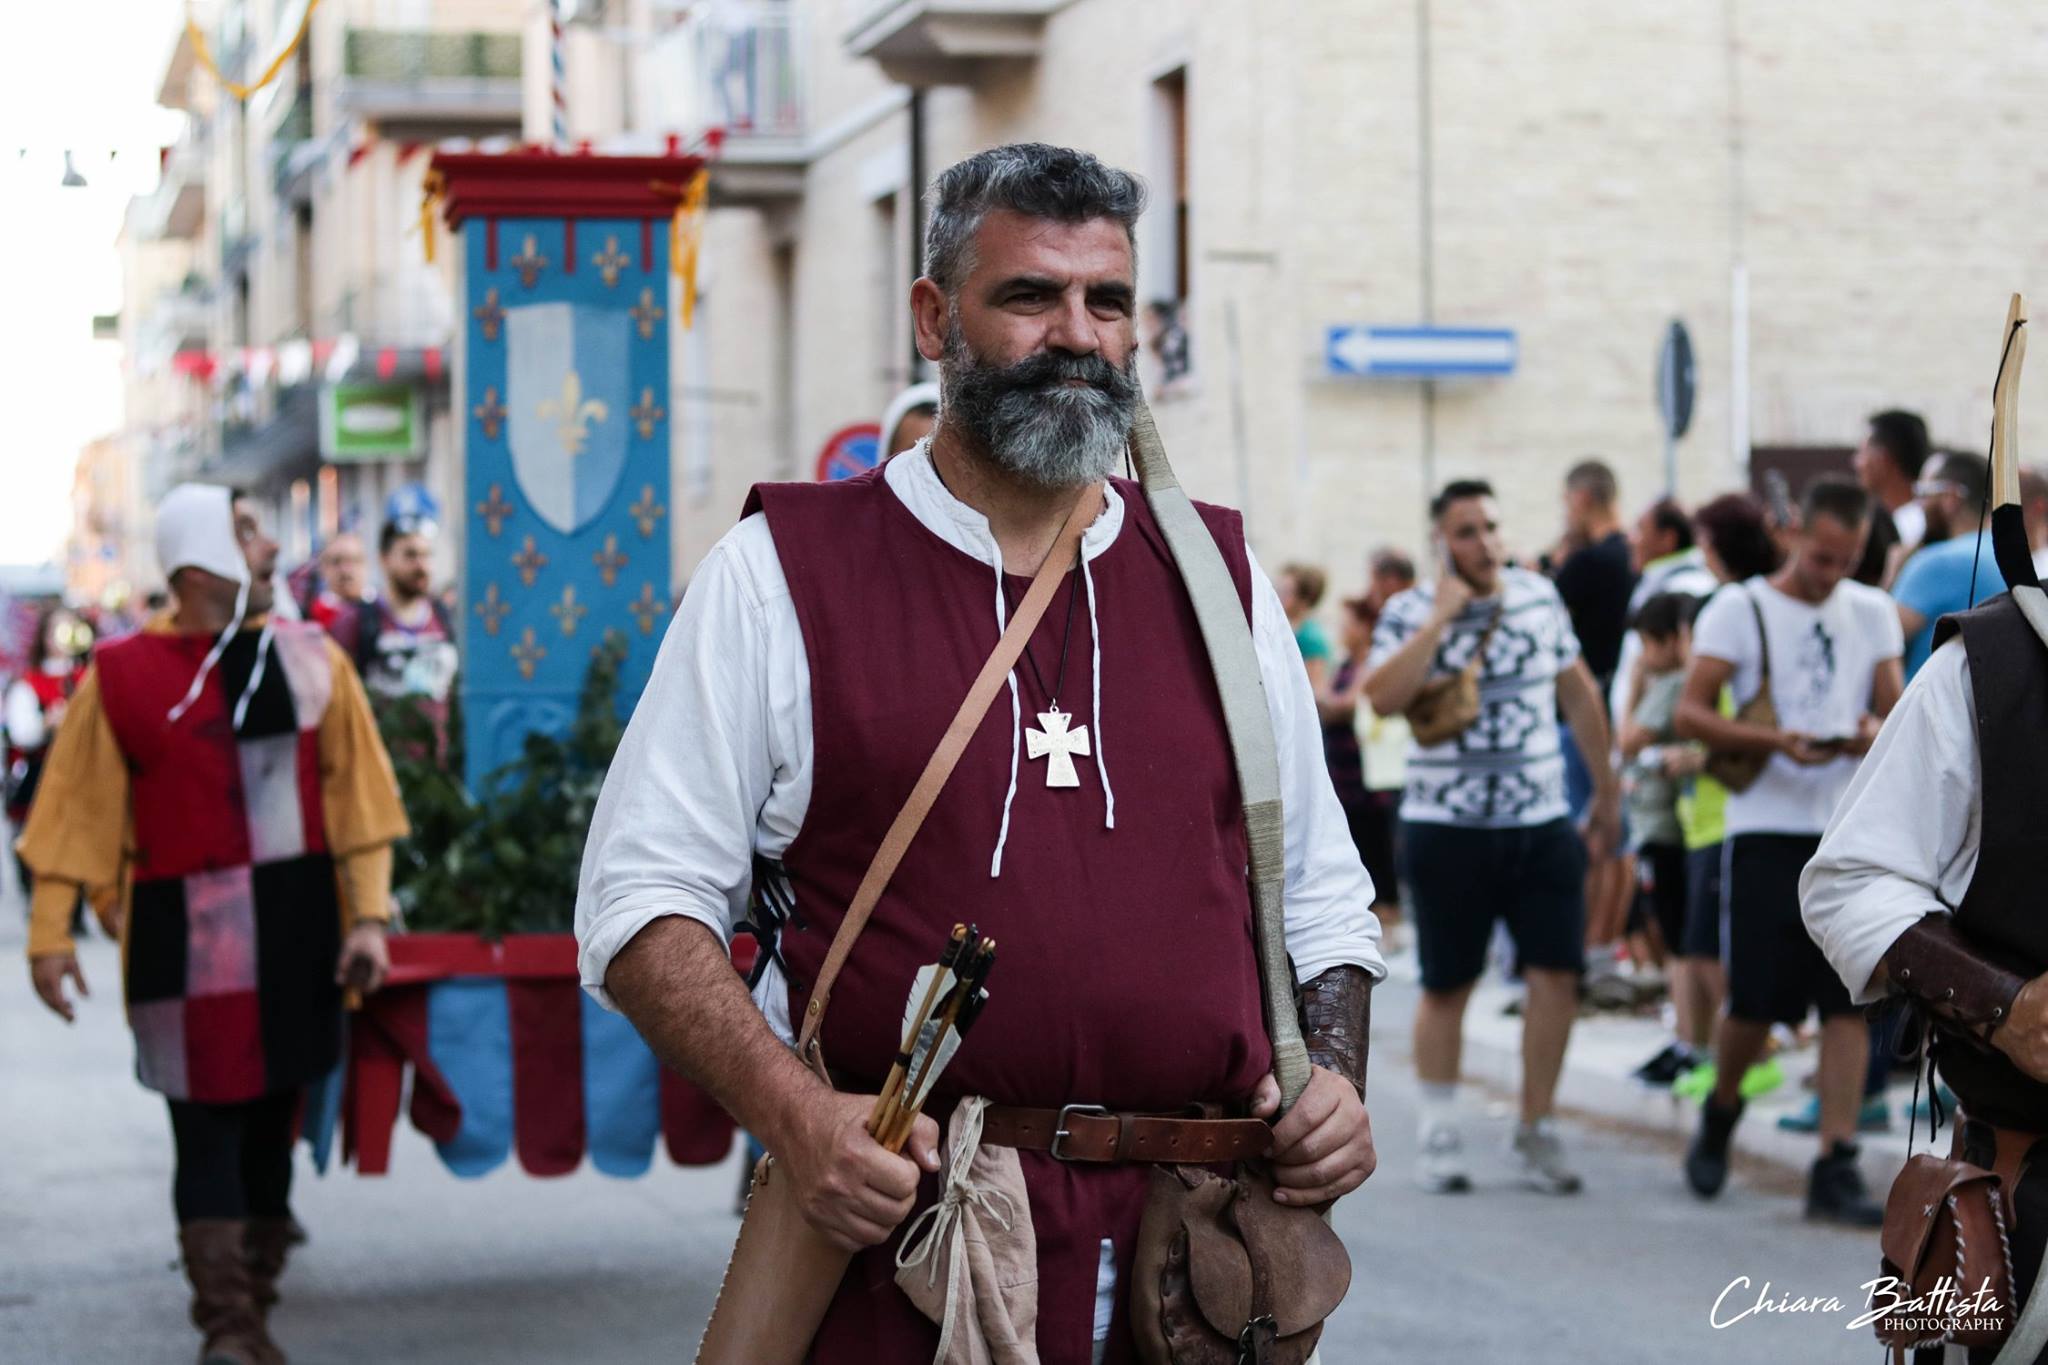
[939,320,1137,489]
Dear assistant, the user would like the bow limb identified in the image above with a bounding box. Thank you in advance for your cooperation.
[1989,294,2048,652]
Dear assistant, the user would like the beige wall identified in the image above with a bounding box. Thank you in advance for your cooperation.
[575,0,2048,608]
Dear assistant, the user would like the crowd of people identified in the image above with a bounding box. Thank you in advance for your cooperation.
[1292,406,2013,1225]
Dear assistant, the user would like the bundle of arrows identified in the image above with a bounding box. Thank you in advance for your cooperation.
[867,923,997,1152]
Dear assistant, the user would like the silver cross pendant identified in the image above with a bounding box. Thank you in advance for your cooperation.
[1025,705,1091,788]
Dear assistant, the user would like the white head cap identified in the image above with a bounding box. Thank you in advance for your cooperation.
[156,484,250,588]
[155,484,269,727]
[881,381,942,457]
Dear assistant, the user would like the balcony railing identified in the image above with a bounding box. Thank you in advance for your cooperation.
[323,269,457,352]
[335,29,522,124]
[639,4,806,203]
[141,121,209,241]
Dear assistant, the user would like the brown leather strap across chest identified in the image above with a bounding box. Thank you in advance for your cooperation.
[980,1104,1272,1165]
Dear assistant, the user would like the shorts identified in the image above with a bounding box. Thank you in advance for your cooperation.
[1634,842,1689,950]
[1344,794,1400,907]
[1401,818,1588,992]
[1682,844,1724,960]
[1722,833,1857,1024]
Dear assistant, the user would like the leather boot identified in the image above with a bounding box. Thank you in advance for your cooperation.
[244,1217,295,1319]
[180,1220,284,1365]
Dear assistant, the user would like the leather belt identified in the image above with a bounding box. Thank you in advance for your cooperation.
[980,1104,1272,1165]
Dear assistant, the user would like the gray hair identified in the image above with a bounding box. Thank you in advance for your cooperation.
[922,143,1147,292]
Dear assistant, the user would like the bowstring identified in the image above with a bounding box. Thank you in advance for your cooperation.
[1970,316,2028,606]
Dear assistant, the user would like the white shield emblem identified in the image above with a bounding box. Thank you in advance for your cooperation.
[505,302,632,534]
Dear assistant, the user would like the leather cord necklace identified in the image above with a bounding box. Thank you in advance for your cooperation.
[1002,557,1081,710]
[1003,550,1095,789]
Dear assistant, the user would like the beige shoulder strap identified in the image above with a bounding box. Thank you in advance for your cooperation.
[1129,402,1313,1112]
[793,483,1105,1066]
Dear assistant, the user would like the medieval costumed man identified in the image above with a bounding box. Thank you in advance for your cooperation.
[576,143,1383,1363]
[21,485,409,1365]
[1803,297,2048,1363]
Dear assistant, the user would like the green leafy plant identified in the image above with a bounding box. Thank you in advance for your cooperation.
[389,633,629,939]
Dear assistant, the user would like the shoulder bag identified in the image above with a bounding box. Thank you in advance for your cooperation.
[1701,586,1777,794]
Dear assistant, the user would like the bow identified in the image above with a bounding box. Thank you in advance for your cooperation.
[1987,294,2048,649]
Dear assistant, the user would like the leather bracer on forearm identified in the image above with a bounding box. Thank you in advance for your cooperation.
[1883,914,2028,1042]
[1298,965,1372,1098]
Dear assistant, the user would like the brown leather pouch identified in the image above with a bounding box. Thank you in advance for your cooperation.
[1874,1153,2013,1352]
[1403,605,1501,748]
[1702,588,1777,794]
[1130,1164,1351,1365]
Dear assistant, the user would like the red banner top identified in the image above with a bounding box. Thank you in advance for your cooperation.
[430,148,709,228]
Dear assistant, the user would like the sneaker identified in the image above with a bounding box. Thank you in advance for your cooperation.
[1672,1059,1783,1103]
[1510,1121,1583,1194]
[1685,1095,1744,1198]
[1806,1141,1885,1226]
[1632,1042,1698,1089]
[1775,1095,1891,1134]
[1417,1119,1472,1194]
[1671,1061,1717,1101]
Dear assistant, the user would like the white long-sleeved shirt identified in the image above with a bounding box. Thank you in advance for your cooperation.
[575,443,1386,1036]
[1801,638,1980,1004]
[4,676,49,750]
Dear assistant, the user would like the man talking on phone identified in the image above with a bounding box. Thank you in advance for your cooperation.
[1365,479,1620,1196]
[1674,474,1903,1223]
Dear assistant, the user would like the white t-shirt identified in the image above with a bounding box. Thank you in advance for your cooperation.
[1691,577,1904,838]
[1893,500,1927,554]
[1369,567,1582,828]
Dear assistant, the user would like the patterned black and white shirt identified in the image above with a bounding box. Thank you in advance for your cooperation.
[1368,567,1583,828]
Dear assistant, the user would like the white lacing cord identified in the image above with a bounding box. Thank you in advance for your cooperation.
[165,578,250,725]
[894,1096,1015,1290]
[232,618,274,731]
[1081,551,1112,829]
[990,552,1023,879]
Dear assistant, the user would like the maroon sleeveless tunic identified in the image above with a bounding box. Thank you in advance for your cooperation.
[747,468,1273,1364]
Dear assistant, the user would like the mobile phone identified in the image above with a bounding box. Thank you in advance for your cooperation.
[1807,735,1854,753]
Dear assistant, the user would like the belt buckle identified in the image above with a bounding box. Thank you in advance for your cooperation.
[1050,1104,1110,1161]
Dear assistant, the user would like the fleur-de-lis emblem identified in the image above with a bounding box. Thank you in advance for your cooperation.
[510,626,547,681]
[473,387,507,440]
[630,582,670,635]
[630,387,665,440]
[591,626,627,662]
[549,584,588,636]
[509,234,549,288]
[591,234,631,287]
[475,482,514,537]
[536,371,609,457]
[511,534,549,588]
[630,287,664,341]
[473,582,511,637]
[592,534,628,588]
[473,287,506,342]
[629,484,666,539]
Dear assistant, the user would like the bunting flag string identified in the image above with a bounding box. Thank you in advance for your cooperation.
[186,0,324,102]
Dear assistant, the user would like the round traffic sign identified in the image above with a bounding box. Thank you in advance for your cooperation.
[814,423,883,482]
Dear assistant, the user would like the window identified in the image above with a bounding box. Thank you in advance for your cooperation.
[873,190,905,393]
[1145,67,1193,391]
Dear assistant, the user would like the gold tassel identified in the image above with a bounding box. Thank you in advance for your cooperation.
[671,167,710,330]
[419,168,445,265]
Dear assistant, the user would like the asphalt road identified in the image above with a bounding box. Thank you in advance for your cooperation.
[2,917,1889,1364]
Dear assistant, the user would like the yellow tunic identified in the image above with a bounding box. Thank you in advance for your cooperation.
[18,614,411,961]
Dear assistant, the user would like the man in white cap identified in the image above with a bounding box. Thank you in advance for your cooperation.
[19,485,409,1365]
[881,380,940,460]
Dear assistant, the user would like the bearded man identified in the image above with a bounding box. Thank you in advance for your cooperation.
[576,143,1383,1363]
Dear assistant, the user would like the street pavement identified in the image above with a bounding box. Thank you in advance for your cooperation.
[3,900,1898,1364]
